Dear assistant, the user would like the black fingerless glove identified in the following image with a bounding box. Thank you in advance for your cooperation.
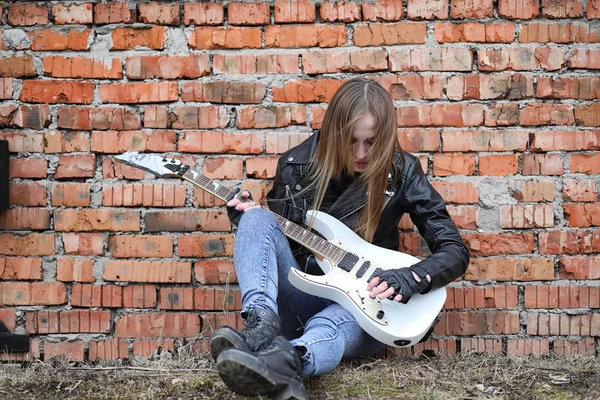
[368,266,430,304]
[226,188,253,227]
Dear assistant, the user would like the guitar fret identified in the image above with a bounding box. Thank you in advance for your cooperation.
[183,167,346,264]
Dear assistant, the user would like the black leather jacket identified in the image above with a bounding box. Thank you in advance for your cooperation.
[266,130,469,293]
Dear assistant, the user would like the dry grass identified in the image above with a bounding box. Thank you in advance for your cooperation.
[1,350,599,399]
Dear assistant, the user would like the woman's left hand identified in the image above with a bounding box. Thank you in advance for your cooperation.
[366,269,431,303]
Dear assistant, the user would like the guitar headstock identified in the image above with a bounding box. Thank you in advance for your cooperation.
[114,152,188,178]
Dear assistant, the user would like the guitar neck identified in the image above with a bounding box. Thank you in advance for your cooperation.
[180,167,347,264]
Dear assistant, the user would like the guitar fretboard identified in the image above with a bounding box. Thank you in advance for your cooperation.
[181,168,347,264]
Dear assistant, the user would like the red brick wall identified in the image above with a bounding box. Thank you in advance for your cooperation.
[0,0,599,362]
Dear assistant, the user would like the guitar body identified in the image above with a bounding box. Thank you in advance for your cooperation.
[287,210,446,347]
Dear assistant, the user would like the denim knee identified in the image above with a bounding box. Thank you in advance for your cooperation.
[238,208,278,231]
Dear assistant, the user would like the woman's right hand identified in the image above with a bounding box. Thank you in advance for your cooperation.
[227,190,260,226]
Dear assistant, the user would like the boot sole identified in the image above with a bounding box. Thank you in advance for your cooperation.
[216,349,308,400]
[209,327,250,361]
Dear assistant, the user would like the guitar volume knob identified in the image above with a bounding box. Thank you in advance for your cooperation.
[377,310,385,319]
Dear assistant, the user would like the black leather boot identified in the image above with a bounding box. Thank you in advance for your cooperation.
[209,306,281,361]
[216,336,308,400]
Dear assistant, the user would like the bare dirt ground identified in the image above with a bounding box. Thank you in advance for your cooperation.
[1,351,599,399]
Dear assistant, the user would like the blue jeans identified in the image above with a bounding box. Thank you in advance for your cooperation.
[234,208,383,377]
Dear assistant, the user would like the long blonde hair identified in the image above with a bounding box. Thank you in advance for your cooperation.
[309,78,401,242]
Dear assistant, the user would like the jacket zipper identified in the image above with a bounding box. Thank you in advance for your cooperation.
[285,185,297,207]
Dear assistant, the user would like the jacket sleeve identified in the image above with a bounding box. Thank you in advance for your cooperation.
[266,157,306,224]
[402,160,470,292]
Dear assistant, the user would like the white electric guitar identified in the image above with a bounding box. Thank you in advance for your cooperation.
[115,152,446,347]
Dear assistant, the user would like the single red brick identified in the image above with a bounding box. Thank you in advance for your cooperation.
[541,0,583,18]
[126,54,209,79]
[303,48,388,74]
[522,154,564,175]
[138,2,180,25]
[433,153,476,176]
[237,105,306,129]
[397,128,439,152]
[115,313,200,338]
[111,27,167,50]
[89,339,129,361]
[57,258,94,282]
[466,257,554,281]
[264,24,347,48]
[178,234,234,258]
[431,182,478,204]
[0,131,44,152]
[51,183,90,207]
[0,257,42,280]
[57,106,141,130]
[104,260,190,283]
[0,56,36,77]
[8,158,47,179]
[8,4,49,26]
[450,0,493,18]
[62,233,104,256]
[588,0,600,18]
[562,179,598,202]
[160,287,194,310]
[539,230,600,255]
[26,29,91,51]
[181,81,266,103]
[55,154,95,179]
[132,339,175,357]
[195,260,237,284]
[123,285,157,308]
[213,53,299,74]
[273,79,346,103]
[43,56,122,79]
[228,2,270,25]
[407,0,448,19]
[246,156,279,179]
[170,106,229,129]
[144,210,229,232]
[571,153,600,174]
[509,180,555,202]
[274,0,317,22]
[498,0,539,19]
[520,103,574,126]
[320,1,361,22]
[442,129,528,151]
[44,341,84,362]
[361,0,403,21]
[94,1,136,24]
[500,204,554,228]
[52,3,93,24]
[99,82,178,104]
[480,154,519,176]
[189,26,262,49]
[0,208,50,230]
[0,233,54,256]
[183,2,224,25]
[389,48,473,71]
[462,233,535,256]
[9,182,46,206]
[54,209,140,232]
[563,204,600,227]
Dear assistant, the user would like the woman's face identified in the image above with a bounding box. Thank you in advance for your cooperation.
[351,113,376,172]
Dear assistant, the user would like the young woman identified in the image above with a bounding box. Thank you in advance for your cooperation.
[210,78,470,400]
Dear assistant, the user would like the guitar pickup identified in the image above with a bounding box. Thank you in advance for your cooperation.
[355,261,371,278]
